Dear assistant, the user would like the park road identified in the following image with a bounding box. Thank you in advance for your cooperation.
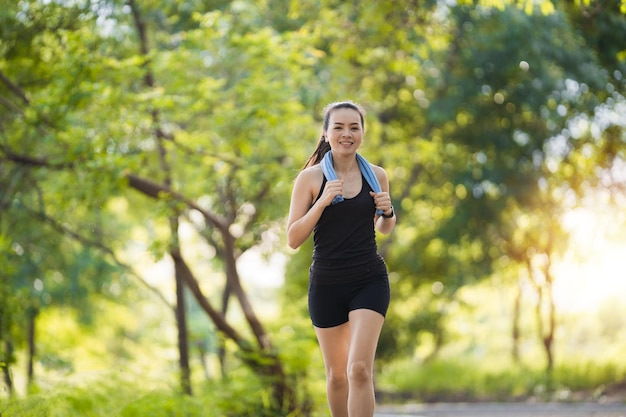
[374,402,626,417]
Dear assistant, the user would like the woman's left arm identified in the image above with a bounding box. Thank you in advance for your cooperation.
[370,165,396,235]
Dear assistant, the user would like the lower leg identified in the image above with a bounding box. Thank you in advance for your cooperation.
[345,309,385,417]
[315,324,351,417]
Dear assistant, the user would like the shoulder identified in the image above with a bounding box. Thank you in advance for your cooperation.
[294,164,324,189]
[369,163,388,182]
[292,164,324,205]
[367,162,390,191]
[298,164,323,180]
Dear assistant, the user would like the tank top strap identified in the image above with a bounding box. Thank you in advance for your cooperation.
[314,175,327,204]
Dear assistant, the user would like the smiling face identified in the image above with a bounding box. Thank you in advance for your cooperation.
[324,107,364,155]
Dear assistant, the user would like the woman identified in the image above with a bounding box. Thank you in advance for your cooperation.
[287,101,396,417]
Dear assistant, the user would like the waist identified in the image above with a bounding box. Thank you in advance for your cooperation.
[309,252,387,284]
[312,250,380,266]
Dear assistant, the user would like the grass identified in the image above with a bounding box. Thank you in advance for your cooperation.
[3,357,626,417]
[4,276,626,415]
[0,372,308,417]
[377,357,626,403]
[372,275,626,404]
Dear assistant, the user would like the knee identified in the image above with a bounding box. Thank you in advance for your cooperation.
[327,368,348,391]
[348,361,372,386]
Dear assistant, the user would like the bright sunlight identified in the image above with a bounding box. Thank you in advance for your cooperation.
[553,196,626,314]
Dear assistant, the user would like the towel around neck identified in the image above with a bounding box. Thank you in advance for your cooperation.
[320,152,383,215]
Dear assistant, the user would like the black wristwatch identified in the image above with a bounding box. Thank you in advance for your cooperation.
[382,206,394,218]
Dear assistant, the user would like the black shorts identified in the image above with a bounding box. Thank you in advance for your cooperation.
[308,274,390,328]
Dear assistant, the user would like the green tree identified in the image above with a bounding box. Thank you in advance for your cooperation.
[1,0,624,409]
[283,0,625,371]
[1,0,318,412]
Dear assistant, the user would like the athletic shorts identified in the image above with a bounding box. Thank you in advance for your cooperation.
[308,274,390,328]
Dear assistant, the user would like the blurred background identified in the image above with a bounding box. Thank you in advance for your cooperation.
[1,0,625,416]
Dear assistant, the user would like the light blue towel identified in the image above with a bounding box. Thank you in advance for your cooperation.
[321,152,383,215]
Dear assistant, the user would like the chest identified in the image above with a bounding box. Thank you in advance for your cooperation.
[339,171,363,199]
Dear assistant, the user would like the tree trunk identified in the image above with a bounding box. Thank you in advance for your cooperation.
[220,238,299,410]
[527,258,556,376]
[2,340,14,396]
[542,265,556,373]
[125,2,297,404]
[27,306,38,387]
[174,254,192,395]
[222,234,271,351]
[219,280,232,379]
[197,341,211,380]
[511,276,522,363]
[170,248,299,413]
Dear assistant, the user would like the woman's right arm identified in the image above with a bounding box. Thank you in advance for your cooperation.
[286,168,342,249]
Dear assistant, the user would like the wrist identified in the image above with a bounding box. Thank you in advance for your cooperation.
[382,206,394,218]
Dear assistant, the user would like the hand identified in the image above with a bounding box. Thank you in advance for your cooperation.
[321,179,343,207]
[369,191,392,215]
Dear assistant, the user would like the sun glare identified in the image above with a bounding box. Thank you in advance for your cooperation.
[553,204,626,314]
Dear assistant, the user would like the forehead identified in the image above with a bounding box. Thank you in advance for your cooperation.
[328,108,362,125]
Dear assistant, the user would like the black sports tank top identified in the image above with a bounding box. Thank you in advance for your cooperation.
[311,174,379,271]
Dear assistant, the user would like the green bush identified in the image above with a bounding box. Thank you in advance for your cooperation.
[377,358,626,402]
[0,372,308,417]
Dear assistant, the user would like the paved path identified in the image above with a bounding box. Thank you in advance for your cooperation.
[375,402,626,417]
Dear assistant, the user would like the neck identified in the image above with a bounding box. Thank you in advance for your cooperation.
[332,152,358,176]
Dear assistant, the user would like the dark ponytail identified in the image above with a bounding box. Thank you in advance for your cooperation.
[303,135,331,169]
[302,100,366,170]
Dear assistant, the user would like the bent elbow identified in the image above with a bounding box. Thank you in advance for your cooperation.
[286,230,300,250]
[287,223,310,249]
[287,236,301,250]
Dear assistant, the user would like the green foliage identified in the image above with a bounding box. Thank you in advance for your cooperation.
[1,0,625,406]
[379,357,626,402]
[0,372,307,417]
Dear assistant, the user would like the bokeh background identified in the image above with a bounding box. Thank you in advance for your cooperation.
[1,0,625,416]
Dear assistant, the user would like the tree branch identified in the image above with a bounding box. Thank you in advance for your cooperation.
[0,95,25,115]
[24,206,172,309]
[0,70,30,105]
[170,248,247,347]
[0,149,229,236]
[127,0,155,88]
[0,147,75,169]
[125,172,228,234]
